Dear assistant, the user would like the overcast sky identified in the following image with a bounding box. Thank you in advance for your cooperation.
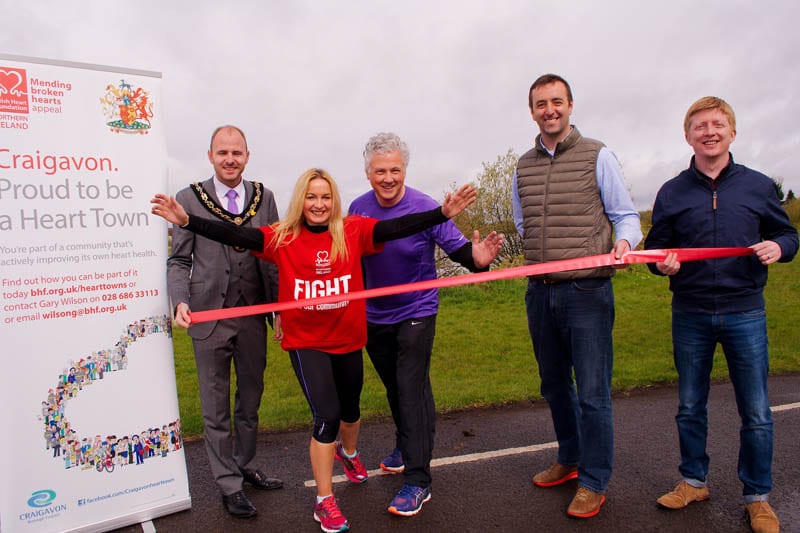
[4,0,799,211]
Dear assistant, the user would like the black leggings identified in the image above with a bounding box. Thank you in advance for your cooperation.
[289,349,363,443]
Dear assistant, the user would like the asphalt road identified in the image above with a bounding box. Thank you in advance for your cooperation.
[114,374,800,533]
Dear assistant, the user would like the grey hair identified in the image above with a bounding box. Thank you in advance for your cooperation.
[363,132,410,170]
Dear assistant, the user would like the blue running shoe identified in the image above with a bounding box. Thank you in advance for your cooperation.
[380,448,404,473]
[387,483,431,516]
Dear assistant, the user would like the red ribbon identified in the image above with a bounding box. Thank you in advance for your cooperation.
[188,247,753,324]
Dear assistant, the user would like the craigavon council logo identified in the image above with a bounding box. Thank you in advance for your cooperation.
[27,489,56,508]
[100,78,153,134]
[20,489,67,523]
[0,66,30,114]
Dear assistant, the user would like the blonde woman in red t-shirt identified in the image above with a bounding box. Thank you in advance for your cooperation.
[152,168,475,533]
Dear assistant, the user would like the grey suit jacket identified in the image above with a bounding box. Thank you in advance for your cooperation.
[167,178,279,340]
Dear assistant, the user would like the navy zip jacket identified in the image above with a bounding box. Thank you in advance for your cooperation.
[644,154,798,314]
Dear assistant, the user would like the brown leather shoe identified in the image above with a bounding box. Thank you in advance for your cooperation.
[567,486,606,518]
[532,462,578,487]
[746,501,780,533]
[656,480,710,509]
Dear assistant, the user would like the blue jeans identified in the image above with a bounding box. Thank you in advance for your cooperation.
[672,309,773,499]
[525,278,614,493]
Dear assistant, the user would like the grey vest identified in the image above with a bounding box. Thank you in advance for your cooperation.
[516,127,614,280]
[222,245,266,308]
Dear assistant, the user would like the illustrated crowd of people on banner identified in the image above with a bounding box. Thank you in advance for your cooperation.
[47,423,183,472]
[39,314,183,473]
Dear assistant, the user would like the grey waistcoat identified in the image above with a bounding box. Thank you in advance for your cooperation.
[516,127,614,280]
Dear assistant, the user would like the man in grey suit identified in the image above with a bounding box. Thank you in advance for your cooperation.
[167,125,282,518]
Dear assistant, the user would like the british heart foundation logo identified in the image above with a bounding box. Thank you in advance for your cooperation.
[0,66,30,114]
[100,79,153,134]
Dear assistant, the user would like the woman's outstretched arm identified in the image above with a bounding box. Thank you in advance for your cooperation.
[150,193,265,251]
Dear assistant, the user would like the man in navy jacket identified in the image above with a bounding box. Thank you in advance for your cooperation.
[645,96,797,533]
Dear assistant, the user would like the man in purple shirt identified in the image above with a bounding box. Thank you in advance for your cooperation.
[348,132,502,517]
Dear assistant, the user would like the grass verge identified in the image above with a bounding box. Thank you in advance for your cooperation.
[173,259,799,438]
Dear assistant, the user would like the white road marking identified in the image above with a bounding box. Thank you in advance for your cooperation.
[304,441,557,488]
[303,400,799,488]
[772,401,800,413]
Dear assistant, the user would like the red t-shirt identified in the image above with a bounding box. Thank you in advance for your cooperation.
[253,216,382,353]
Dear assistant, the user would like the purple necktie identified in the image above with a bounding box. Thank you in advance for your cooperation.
[225,189,238,213]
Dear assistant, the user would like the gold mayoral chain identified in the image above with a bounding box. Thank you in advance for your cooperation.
[191,181,265,251]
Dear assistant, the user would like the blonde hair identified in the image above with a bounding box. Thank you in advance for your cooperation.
[269,168,349,263]
[684,96,736,135]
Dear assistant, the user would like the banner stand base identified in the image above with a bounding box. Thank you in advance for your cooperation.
[67,498,191,533]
